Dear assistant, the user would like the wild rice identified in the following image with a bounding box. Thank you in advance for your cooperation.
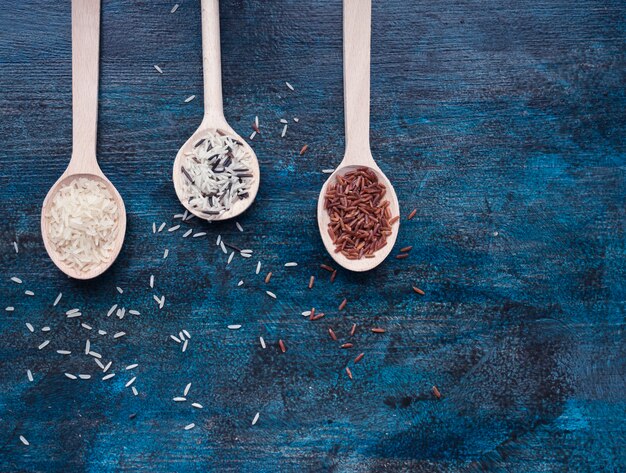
[328,328,337,341]
[299,144,308,155]
[400,246,413,253]
[320,264,334,272]
[395,253,408,259]
[350,324,357,336]
[407,208,417,220]
[330,270,337,283]
[341,343,353,349]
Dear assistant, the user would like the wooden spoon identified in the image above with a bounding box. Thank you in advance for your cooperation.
[317,0,400,272]
[41,0,126,280]
[173,0,260,221]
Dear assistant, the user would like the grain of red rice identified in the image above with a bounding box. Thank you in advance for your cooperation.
[412,286,425,295]
[308,276,315,289]
[299,144,308,155]
[432,385,441,399]
[354,353,364,363]
[407,208,417,220]
[345,367,353,379]
[371,328,386,333]
[264,272,272,283]
[330,270,337,283]
[395,253,409,259]
[400,246,413,253]
[341,343,353,349]
[278,339,286,353]
[338,298,347,311]
[350,323,356,336]
[320,264,334,272]
[311,312,325,321]
[328,328,337,341]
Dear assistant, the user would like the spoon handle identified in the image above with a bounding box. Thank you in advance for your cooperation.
[343,0,374,165]
[200,0,225,123]
[70,0,101,174]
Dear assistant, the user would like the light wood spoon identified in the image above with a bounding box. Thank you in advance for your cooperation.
[317,0,400,272]
[173,0,260,221]
[41,0,126,280]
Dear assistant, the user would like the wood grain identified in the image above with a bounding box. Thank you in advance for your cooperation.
[0,0,624,472]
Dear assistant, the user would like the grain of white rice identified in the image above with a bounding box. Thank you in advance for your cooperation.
[38,340,50,350]
[183,330,191,339]
[216,235,221,246]
[11,277,22,284]
[57,350,71,355]
[184,95,196,103]
[256,261,261,274]
[66,308,80,315]
[19,435,29,446]
[67,312,81,318]
[252,412,260,425]
[170,3,179,13]
[184,383,191,396]
[89,351,102,359]
[27,369,33,382]
[220,241,227,254]
[129,309,140,316]
[192,232,206,238]
[107,304,118,317]
[6,306,15,312]
[78,374,91,380]
[168,225,180,232]
[25,290,34,296]
[41,326,51,332]
[80,323,92,330]
[116,307,126,319]
[322,169,335,174]
[154,295,162,305]
[255,115,259,128]
[26,323,34,332]
[280,118,288,124]
[163,249,169,259]
[302,310,311,316]
[150,275,154,288]
[192,402,203,409]
[182,339,188,352]
[236,221,243,232]
[154,64,163,73]
[227,251,235,265]
[260,337,266,349]
[285,81,294,91]
[125,377,136,387]
[159,296,165,309]
[84,340,90,354]
[173,397,186,402]
[171,335,181,343]
[95,359,105,369]
[132,386,138,396]
[103,361,113,373]
[281,124,288,137]
[183,229,193,238]
[250,131,257,140]
[241,249,253,254]
[98,330,107,335]
[284,262,298,267]
[102,373,115,380]
[184,423,195,430]
[152,222,156,233]
[238,280,244,286]
[179,331,185,341]
[241,252,252,258]
[293,117,299,122]
[126,364,138,370]
[53,293,62,306]
[266,291,276,299]
[113,332,126,339]
[65,373,77,379]
[13,241,18,253]
[116,286,123,294]
[158,222,166,232]
[228,324,242,330]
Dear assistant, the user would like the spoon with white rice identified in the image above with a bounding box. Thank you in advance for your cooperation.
[41,0,126,280]
[172,0,260,221]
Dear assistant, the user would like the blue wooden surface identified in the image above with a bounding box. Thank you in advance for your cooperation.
[0,0,625,471]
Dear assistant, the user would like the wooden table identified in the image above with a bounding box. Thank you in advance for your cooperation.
[0,1,624,471]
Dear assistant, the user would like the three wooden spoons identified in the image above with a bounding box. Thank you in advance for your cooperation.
[41,0,126,280]
[317,0,400,272]
[172,0,260,221]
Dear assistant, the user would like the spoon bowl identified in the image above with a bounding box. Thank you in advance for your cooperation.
[173,121,260,221]
[317,163,400,272]
[172,0,259,221]
[41,172,126,280]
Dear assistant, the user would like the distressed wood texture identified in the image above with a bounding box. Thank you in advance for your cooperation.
[0,1,624,472]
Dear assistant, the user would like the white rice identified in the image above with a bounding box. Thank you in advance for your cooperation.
[163,249,169,259]
[184,383,191,396]
[250,131,257,140]
[82,323,93,330]
[78,374,91,380]
[183,229,193,238]
[293,117,299,122]
[125,377,136,387]
[41,326,51,332]
[53,292,62,306]
[259,337,266,349]
[173,397,186,402]
[256,261,261,274]
[11,277,22,284]
[65,373,77,379]
[236,222,243,232]
[116,286,123,294]
[132,386,138,396]
[102,373,115,380]
[281,125,288,137]
[228,324,242,330]
[184,423,195,430]
[252,412,260,425]
[129,309,140,315]
[19,435,29,446]
[38,340,50,350]
[57,350,71,355]
[192,232,206,238]
[85,339,90,354]
[184,95,196,103]
[113,331,126,339]
[285,81,294,91]
[103,361,112,373]
[25,323,34,332]
[126,364,138,370]
[284,262,298,267]
[170,3,179,13]
[192,402,203,409]
[158,222,166,232]
[182,339,188,352]
[266,291,276,299]
[6,306,14,312]
[27,369,33,382]
[150,275,154,288]
[107,304,118,317]
[13,241,18,253]
[154,64,163,73]
[25,290,34,296]
[238,280,244,286]
[168,225,180,232]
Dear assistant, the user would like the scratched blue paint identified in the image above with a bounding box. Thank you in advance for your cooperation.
[0,0,625,471]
